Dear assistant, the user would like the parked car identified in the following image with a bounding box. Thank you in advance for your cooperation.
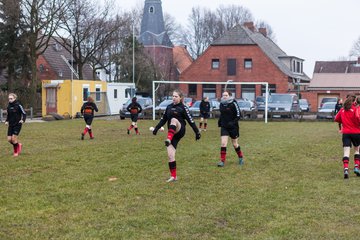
[255,96,266,111]
[119,97,153,119]
[299,99,310,112]
[155,99,172,116]
[236,99,257,119]
[189,99,220,117]
[267,93,300,118]
[320,97,337,108]
[316,102,336,119]
[184,97,194,107]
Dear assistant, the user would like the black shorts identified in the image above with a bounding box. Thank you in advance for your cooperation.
[130,114,138,122]
[221,127,239,139]
[84,116,94,125]
[342,134,360,147]
[200,112,210,119]
[8,124,22,136]
[171,124,186,149]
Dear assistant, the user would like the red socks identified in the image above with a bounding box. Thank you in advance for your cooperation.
[167,125,176,141]
[343,157,349,169]
[169,161,176,178]
[204,123,207,129]
[220,147,227,162]
[83,127,89,135]
[354,154,360,168]
[235,146,243,158]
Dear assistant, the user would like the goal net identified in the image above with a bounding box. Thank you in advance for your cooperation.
[152,81,269,123]
[88,91,111,116]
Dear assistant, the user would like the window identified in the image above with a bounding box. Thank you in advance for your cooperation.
[39,64,44,73]
[114,89,118,99]
[244,59,252,69]
[189,84,197,95]
[149,6,154,13]
[212,59,220,69]
[202,84,216,99]
[95,87,101,101]
[241,84,255,101]
[83,87,89,101]
[261,84,276,95]
[125,88,135,98]
[227,59,237,76]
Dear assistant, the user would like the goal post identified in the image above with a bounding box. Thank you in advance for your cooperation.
[152,81,269,123]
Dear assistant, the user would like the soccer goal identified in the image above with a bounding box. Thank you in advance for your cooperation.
[152,80,269,123]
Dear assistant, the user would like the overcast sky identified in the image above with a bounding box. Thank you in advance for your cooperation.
[115,0,360,77]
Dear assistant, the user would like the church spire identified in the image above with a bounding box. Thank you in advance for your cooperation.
[139,0,173,47]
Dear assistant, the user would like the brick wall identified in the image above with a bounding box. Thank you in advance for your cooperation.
[37,55,58,80]
[179,45,290,100]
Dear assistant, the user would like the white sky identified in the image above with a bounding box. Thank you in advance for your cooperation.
[115,0,360,77]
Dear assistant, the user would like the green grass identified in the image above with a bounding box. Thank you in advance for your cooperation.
[0,118,359,239]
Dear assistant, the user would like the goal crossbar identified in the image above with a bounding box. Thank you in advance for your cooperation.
[152,80,269,123]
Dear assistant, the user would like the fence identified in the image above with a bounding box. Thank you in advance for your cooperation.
[0,107,42,122]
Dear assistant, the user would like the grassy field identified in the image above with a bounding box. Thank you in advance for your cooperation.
[0,118,359,239]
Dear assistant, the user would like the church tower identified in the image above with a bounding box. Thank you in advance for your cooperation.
[139,0,175,80]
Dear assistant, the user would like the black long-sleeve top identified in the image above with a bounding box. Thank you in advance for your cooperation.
[218,99,241,128]
[200,100,211,114]
[81,102,98,116]
[155,102,199,134]
[127,102,142,114]
[6,100,26,126]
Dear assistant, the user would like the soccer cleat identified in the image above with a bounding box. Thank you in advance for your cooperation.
[90,137,94,139]
[344,169,349,179]
[354,168,360,176]
[17,143,22,155]
[166,176,177,182]
[239,157,244,165]
[203,129,207,132]
[81,133,84,140]
[164,139,171,147]
[13,152,18,157]
[127,129,130,135]
[217,161,225,167]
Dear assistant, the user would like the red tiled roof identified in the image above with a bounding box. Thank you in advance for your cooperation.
[173,46,193,74]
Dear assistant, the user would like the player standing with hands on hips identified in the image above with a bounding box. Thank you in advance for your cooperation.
[217,91,244,167]
[81,96,98,140]
[5,93,26,157]
[153,90,201,182]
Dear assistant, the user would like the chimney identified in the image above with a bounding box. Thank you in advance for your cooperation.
[259,27,267,37]
[243,22,255,32]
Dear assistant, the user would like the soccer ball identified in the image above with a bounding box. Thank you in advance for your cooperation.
[149,127,155,131]
[160,127,165,131]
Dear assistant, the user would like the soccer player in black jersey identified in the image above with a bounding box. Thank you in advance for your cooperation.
[126,97,142,135]
[5,93,26,157]
[80,96,98,140]
[199,97,210,131]
[153,90,201,182]
[217,91,244,167]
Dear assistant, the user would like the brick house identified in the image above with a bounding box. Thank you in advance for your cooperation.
[179,22,310,100]
[303,58,360,111]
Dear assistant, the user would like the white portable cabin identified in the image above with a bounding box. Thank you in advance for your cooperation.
[107,82,135,115]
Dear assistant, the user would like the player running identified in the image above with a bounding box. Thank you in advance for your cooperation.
[5,93,26,157]
[80,96,98,140]
[199,96,210,131]
[217,91,243,167]
[127,97,142,135]
[334,96,360,179]
[153,90,201,182]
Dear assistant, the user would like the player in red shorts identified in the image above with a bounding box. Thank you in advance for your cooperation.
[126,97,142,135]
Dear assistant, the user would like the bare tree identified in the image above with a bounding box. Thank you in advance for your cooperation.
[56,0,119,80]
[350,35,360,58]
[20,0,66,107]
[216,4,253,34]
[256,20,276,42]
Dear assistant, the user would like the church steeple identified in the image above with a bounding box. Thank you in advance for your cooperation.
[139,0,173,47]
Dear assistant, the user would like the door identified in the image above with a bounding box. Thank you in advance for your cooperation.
[46,88,57,114]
